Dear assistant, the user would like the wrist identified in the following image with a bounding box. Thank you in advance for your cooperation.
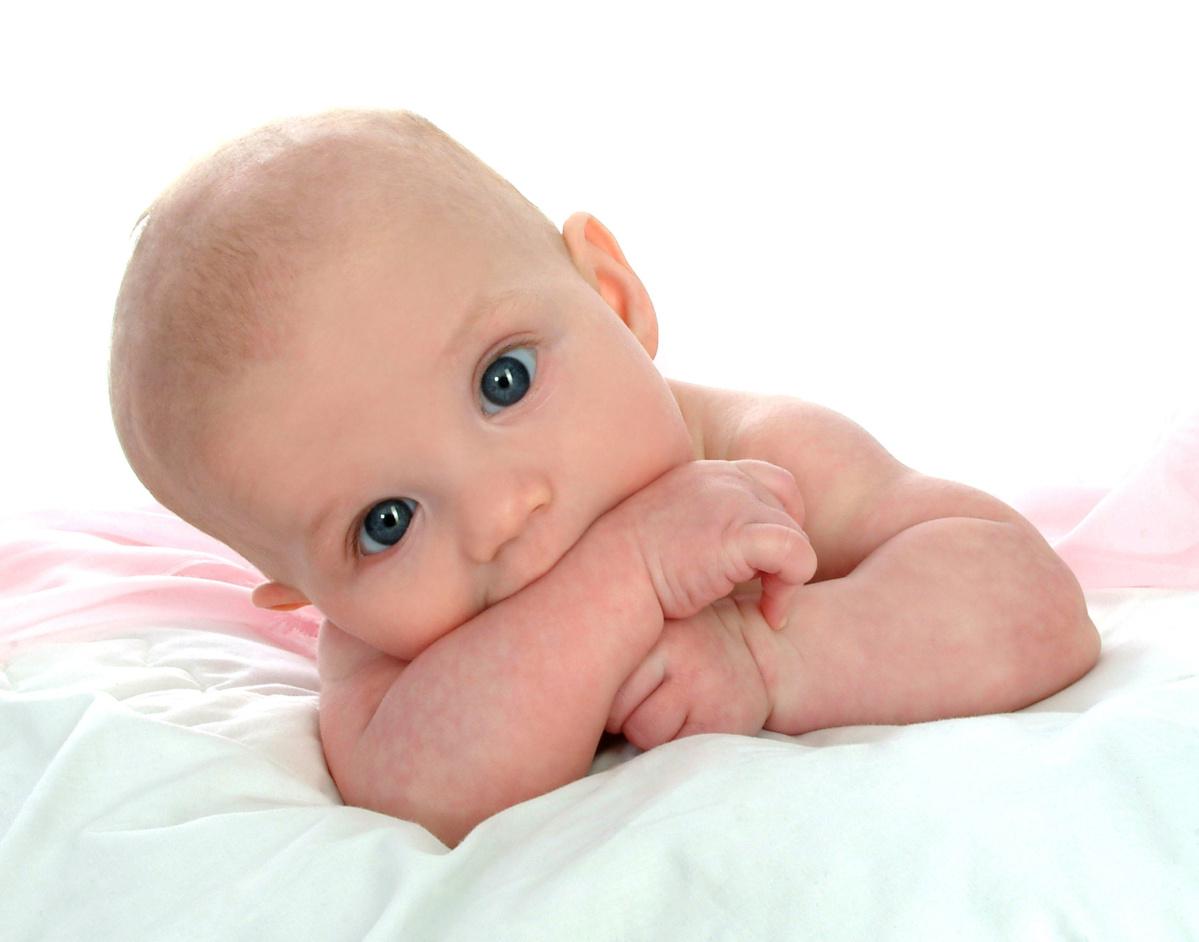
[727,584,837,735]
[720,593,786,724]
[577,511,665,655]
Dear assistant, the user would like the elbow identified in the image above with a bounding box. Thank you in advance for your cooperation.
[1079,614,1102,680]
[332,744,485,849]
[1059,601,1102,688]
[334,762,479,848]
[1052,554,1101,683]
[320,690,494,848]
[989,519,1101,707]
[332,724,583,849]
[1027,557,1101,696]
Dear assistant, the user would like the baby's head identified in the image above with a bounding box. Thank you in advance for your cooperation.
[110,109,694,659]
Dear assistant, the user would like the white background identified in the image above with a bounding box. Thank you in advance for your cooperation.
[1,1,1195,518]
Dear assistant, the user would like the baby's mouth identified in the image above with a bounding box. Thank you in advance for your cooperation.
[484,563,551,612]
[483,533,572,612]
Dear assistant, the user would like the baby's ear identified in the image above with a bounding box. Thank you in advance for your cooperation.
[251,581,311,611]
[562,211,659,358]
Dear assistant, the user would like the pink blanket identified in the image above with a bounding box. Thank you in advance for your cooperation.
[0,506,323,659]
[1011,409,1199,591]
[2,411,1197,659]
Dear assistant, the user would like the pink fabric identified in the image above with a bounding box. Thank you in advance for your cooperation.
[1010,409,1199,590]
[0,505,321,659]
[1,411,1196,658]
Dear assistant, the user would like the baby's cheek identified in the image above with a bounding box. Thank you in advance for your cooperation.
[391,595,481,661]
[308,593,409,660]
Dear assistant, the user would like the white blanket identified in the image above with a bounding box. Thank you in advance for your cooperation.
[3,586,1197,940]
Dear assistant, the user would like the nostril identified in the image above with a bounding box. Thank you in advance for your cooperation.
[466,474,553,564]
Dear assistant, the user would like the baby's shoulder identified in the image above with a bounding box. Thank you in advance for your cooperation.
[665,378,826,462]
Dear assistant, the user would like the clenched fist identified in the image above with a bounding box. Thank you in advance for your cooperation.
[607,459,818,630]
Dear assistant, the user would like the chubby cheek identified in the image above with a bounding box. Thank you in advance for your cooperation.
[546,324,692,518]
[314,561,474,662]
[584,375,692,503]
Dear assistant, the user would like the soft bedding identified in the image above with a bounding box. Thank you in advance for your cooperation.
[2,412,1197,940]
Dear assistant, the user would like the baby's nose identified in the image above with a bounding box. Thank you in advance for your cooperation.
[461,469,552,563]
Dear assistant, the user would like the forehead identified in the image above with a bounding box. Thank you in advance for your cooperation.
[306,191,558,334]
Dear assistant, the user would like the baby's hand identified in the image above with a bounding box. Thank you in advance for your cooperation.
[606,600,772,749]
[610,459,817,630]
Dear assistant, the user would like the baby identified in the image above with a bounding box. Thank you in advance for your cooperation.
[109,108,1100,847]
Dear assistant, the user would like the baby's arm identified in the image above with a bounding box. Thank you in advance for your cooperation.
[758,508,1100,732]
[733,400,1101,732]
[608,401,1102,748]
[319,459,812,846]
[318,513,658,847]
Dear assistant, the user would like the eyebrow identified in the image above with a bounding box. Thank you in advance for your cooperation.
[441,286,526,360]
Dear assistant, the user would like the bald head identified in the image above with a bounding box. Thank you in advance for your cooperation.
[109,108,566,542]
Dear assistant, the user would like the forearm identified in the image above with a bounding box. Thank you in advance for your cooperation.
[753,516,1100,733]
[345,516,662,845]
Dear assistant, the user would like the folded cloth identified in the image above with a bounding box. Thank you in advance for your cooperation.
[0,506,320,659]
[1012,408,1199,590]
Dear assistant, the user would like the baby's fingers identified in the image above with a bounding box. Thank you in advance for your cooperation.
[758,575,801,631]
[736,523,817,630]
[736,523,815,584]
[732,459,807,526]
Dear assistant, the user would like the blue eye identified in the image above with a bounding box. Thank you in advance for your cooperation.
[357,498,416,556]
[480,346,536,415]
